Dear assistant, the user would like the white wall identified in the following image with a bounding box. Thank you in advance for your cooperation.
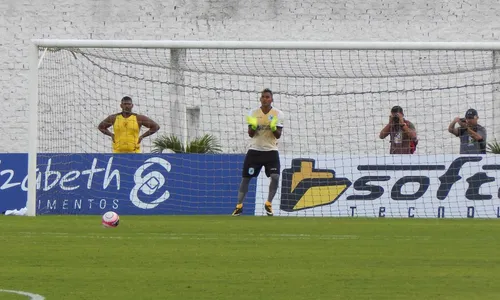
[2,0,500,154]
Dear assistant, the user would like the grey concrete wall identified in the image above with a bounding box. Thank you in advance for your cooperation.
[2,0,500,154]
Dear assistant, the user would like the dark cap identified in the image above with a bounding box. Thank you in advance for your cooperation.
[465,108,478,119]
[391,106,404,114]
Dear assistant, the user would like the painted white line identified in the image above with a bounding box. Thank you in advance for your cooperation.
[4,232,497,241]
[0,289,45,300]
[4,232,359,241]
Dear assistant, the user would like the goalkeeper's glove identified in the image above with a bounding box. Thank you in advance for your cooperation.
[269,116,278,132]
[246,116,258,130]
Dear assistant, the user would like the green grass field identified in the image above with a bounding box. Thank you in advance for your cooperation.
[0,216,498,300]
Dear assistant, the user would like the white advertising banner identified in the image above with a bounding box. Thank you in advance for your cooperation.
[255,155,500,218]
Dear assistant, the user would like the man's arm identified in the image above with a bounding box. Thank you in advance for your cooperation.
[477,127,487,153]
[379,115,393,139]
[272,112,284,139]
[248,126,256,137]
[273,127,283,139]
[137,115,160,143]
[467,126,485,143]
[379,124,390,139]
[248,126,282,138]
[448,117,465,137]
[402,122,417,140]
[98,115,116,141]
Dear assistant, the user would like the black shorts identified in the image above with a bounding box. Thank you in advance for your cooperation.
[242,149,280,178]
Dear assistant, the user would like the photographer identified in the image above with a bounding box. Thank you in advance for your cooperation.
[379,106,418,154]
[448,108,486,154]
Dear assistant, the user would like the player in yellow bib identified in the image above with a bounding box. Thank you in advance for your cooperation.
[232,88,284,216]
[98,96,160,153]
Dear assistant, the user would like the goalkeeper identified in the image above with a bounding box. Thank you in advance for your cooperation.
[232,88,284,216]
[98,96,160,153]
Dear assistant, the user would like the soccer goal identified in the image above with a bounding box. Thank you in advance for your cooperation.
[27,40,500,218]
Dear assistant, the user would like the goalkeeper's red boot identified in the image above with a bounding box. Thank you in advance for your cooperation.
[232,204,243,216]
[264,201,274,216]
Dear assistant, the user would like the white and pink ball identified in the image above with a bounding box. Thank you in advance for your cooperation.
[102,211,120,228]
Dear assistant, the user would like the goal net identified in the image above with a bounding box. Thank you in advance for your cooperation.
[28,40,500,218]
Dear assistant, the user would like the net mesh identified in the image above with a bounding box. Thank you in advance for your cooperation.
[35,46,500,217]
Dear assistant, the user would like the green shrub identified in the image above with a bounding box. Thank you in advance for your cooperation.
[152,134,222,154]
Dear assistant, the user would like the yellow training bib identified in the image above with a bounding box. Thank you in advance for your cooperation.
[113,114,140,153]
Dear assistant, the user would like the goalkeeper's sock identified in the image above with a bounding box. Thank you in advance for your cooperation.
[237,192,246,205]
[237,177,251,205]
[267,173,279,202]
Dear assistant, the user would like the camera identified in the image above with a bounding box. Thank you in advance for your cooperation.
[460,118,466,122]
[392,114,400,124]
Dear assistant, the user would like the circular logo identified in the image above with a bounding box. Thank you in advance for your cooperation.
[248,167,255,175]
[130,157,171,209]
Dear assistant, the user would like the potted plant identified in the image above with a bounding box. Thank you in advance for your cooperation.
[487,139,500,154]
[152,134,222,154]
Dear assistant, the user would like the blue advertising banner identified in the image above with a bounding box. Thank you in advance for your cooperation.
[0,154,255,215]
[0,154,29,212]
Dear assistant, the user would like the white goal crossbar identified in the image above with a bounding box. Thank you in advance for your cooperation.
[31,39,500,50]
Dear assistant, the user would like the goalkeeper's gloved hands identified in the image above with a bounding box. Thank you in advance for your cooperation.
[246,116,258,130]
[269,116,278,132]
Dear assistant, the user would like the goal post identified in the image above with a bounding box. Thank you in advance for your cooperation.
[26,39,500,218]
[27,43,39,217]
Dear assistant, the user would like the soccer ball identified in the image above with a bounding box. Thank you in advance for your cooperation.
[102,211,120,228]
